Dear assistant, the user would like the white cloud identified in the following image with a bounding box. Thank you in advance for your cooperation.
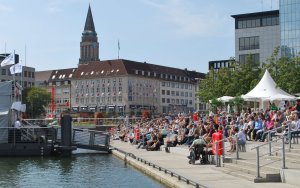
[0,4,12,12]
[48,7,63,13]
[143,0,232,38]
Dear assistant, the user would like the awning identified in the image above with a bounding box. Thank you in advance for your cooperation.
[99,105,106,109]
[89,106,97,111]
[108,105,116,109]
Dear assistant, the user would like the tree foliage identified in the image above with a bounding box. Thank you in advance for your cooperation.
[23,87,51,118]
[198,57,261,102]
[198,48,300,106]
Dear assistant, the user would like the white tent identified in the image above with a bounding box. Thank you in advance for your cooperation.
[217,96,234,102]
[242,70,295,109]
[269,93,296,101]
[243,70,294,100]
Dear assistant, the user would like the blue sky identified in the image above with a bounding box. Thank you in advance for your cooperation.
[0,0,279,73]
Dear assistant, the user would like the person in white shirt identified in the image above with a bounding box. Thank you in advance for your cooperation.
[14,118,21,129]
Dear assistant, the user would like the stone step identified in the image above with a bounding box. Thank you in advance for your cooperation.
[229,158,281,173]
[266,154,300,164]
[215,167,254,182]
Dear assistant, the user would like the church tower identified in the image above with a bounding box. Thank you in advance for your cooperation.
[79,5,99,64]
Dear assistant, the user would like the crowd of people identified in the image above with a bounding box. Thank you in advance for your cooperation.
[115,99,300,163]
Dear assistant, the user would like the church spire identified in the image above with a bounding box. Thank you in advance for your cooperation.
[79,4,99,65]
[83,4,96,35]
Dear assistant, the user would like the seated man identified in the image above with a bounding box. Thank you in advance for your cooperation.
[187,135,207,164]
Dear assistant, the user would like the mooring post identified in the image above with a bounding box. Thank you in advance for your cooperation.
[60,114,74,157]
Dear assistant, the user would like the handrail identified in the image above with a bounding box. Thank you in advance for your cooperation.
[113,147,208,188]
[250,137,283,150]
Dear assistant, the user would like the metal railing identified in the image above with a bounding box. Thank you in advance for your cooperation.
[213,135,240,167]
[251,136,287,179]
[114,147,208,188]
[24,117,142,128]
[72,128,110,150]
[0,126,58,145]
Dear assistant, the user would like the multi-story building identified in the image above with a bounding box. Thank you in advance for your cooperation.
[232,10,280,65]
[280,0,300,58]
[0,53,35,88]
[70,60,204,116]
[36,5,206,117]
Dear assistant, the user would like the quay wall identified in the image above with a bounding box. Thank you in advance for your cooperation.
[112,149,193,188]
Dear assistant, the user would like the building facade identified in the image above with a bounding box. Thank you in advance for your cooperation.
[36,5,206,117]
[232,10,280,65]
[0,53,35,88]
[69,60,204,116]
[280,0,300,58]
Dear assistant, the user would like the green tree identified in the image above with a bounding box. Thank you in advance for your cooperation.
[230,96,244,113]
[263,47,300,94]
[198,57,261,102]
[210,98,222,114]
[23,87,51,118]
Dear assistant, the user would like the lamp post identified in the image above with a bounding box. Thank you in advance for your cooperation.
[152,89,156,117]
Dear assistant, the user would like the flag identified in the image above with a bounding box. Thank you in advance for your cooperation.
[1,53,14,67]
[118,40,120,50]
[10,63,22,74]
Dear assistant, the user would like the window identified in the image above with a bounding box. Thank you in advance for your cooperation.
[166,90,170,95]
[1,69,6,75]
[162,98,165,103]
[166,98,170,103]
[239,53,260,64]
[162,90,165,95]
[239,36,259,50]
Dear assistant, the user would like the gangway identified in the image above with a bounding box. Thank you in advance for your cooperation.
[72,128,111,152]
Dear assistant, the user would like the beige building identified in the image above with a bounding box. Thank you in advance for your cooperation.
[36,5,206,117]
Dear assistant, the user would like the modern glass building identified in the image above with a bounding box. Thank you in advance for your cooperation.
[280,0,300,58]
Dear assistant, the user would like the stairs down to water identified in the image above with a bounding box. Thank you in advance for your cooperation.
[215,141,300,184]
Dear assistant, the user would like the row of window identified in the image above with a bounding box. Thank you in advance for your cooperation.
[76,96,123,104]
[0,80,34,88]
[213,61,231,69]
[239,36,259,51]
[237,16,279,29]
[1,69,35,78]
[161,98,193,105]
[161,90,193,97]
[161,82,193,90]
[239,53,260,64]
[135,70,190,82]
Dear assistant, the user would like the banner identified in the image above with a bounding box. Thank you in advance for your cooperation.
[51,87,55,113]
[10,63,22,74]
[1,53,15,67]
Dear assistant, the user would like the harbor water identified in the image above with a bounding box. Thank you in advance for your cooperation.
[0,154,165,188]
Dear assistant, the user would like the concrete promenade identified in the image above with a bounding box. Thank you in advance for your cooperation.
[111,140,298,188]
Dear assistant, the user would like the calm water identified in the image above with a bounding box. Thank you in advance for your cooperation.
[0,154,165,188]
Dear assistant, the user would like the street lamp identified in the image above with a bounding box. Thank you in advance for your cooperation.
[152,89,156,117]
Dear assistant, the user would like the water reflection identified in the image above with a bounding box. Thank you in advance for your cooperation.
[0,155,165,188]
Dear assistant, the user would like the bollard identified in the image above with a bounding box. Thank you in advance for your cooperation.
[222,139,225,166]
[288,124,292,151]
[256,147,261,178]
[268,131,272,156]
[236,138,239,160]
[282,137,286,169]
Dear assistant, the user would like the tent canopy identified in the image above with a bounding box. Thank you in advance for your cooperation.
[243,70,294,101]
[217,96,234,102]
